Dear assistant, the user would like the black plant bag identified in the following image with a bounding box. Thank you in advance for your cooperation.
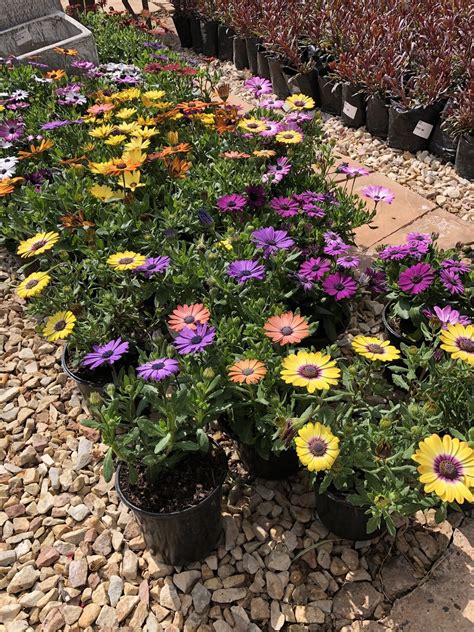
[318,75,342,115]
[256,45,271,80]
[366,95,389,138]
[245,37,259,75]
[387,101,443,152]
[217,25,234,62]
[172,13,192,49]
[268,56,290,99]
[455,134,474,181]
[189,14,203,53]
[341,83,366,128]
[282,66,320,103]
[233,36,248,70]
[429,102,458,163]
[200,19,218,57]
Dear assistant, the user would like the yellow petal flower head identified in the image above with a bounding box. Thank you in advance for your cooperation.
[112,87,141,102]
[107,251,145,271]
[198,113,215,126]
[281,351,340,393]
[43,310,76,341]
[143,89,166,100]
[253,149,276,158]
[117,171,145,191]
[412,434,474,504]
[124,137,150,152]
[275,129,303,144]
[352,336,401,362]
[286,93,315,111]
[440,324,474,365]
[167,131,179,145]
[216,239,233,251]
[131,126,158,139]
[238,117,267,133]
[88,160,114,175]
[17,232,59,258]
[104,134,127,146]
[116,122,140,134]
[89,184,125,202]
[16,272,51,298]
[295,422,340,472]
[122,148,147,166]
[136,116,157,126]
[89,124,114,139]
[116,107,137,120]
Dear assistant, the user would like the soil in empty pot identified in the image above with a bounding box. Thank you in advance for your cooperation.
[119,445,226,514]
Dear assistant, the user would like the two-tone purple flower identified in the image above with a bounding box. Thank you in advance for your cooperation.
[323,273,358,300]
[174,323,216,354]
[227,260,266,284]
[245,76,273,98]
[0,119,24,142]
[361,185,395,205]
[337,163,369,177]
[423,305,471,329]
[299,257,331,281]
[137,357,179,381]
[251,227,295,257]
[271,196,299,218]
[398,262,434,295]
[216,194,247,213]
[82,338,129,370]
[262,157,292,184]
[135,256,170,278]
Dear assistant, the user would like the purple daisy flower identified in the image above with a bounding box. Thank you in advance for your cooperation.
[262,157,292,184]
[440,269,464,295]
[259,97,285,110]
[136,357,179,381]
[323,273,358,300]
[82,338,129,370]
[440,259,471,274]
[41,120,72,130]
[251,227,295,257]
[246,185,266,208]
[398,262,434,295]
[407,232,432,245]
[227,260,266,284]
[337,163,369,177]
[323,240,350,257]
[259,120,281,137]
[301,202,326,218]
[299,257,331,281]
[361,185,395,204]
[323,230,342,243]
[364,267,387,293]
[405,241,430,259]
[71,60,97,71]
[271,196,299,218]
[135,256,170,278]
[378,244,410,261]
[423,305,471,329]
[245,76,273,98]
[336,255,360,269]
[174,323,216,355]
[0,119,24,142]
[216,193,247,213]
[7,102,29,111]
[285,111,314,124]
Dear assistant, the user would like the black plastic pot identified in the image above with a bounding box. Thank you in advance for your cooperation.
[61,345,106,401]
[256,47,271,80]
[116,444,227,564]
[217,25,234,62]
[172,13,192,49]
[200,18,218,57]
[318,76,342,115]
[387,101,443,152]
[366,95,389,139]
[382,302,418,347]
[282,66,320,103]
[315,485,382,540]
[428,102,458,163]
[233,36,248,70]
[239,443,300,480]
[341,83,366,128]
[455,134,474,181]
[267,56,290,99]
[245,37,259,75]
[189,14,203,54]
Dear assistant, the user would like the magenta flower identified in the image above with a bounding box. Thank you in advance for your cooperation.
[137,357,179,381]
[259,120,281,137]
[441,259,470,275]
[398,263,434,295]
[271,196,299,217]
[245,76,273,98]
[227,260,266,284]
[361,185,395,204]
[364,267,387,293]
[216,194,247,213]
[337,163,369,177]
[82,338,129,370]
[259,97,285,110]
[251,227,295,257]
[299,257,331,281]
[378,244,410,261]
[262,157,292,184]
[336,255,360,269]
[440,269,464,295]
[174,323,216,355]
[246,185,266,208]
[423,306,471,329]
[285,111,314,124]
[301,202,325,218]
[323,240,350,257]
[407,232,432,245]
[0,119,24,142]
[405,241,430,259]
[135,256,170,278]
[323,273,358,300]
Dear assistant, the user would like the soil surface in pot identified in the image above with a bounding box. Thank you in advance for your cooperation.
[119,446,224,513]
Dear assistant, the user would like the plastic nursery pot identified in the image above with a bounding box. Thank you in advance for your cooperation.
[341,83,366,128]
[256,46,271,81]
[283,67,320,103]
[116,442,228,565]
[217,25,234,62]
[189,14,203,54]
[428,101,458,163]
[61,344,106,401]
[317,75,342,115]
[245,37,259,75]
[366,95,389,139]
[238,443,300,480]
[455,134,474,181]
[387,101,443,152]
[267,56,290,99]
[199,19,218,58]
[382,301,419,347]
[315,485,382,541]
[233,36,248,70]
[172,13,193,49]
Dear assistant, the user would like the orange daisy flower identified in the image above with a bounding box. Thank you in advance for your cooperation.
[45,69,66,80]
[229,359,267,385]
[53,47,78,56]
[221,151,251,159]
[17,139,54,160]
[87,103,115,116]
[165,156,191,179]
[0,180,15,197]
[148,143,193,161]
[253,149,276,158]
[168,304,210,332]
[264,312,310,346]
[103,157,143,176]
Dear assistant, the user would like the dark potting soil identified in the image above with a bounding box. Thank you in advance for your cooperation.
[119,446,225,514]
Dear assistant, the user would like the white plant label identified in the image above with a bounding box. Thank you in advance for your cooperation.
[16,29,32,45]
[343,102,358,119]
[413,121,434,139]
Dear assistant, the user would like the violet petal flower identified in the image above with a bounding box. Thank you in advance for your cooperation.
[245,76,273,98]
[270,196,299,218]
[361,185,395,204]
[423,305,471,329]
[246,185,266,208]
[336,255,360,269]
[174,323,216,354]
[440,269,464,295]
[227,260,266,284]
[82,338,129,370]
[299,257,331,281]
[251,227,295,257]
[134,256,170,278]
[440,259,470,274]
[398,263,434,295]
[323,273,358,300]
[136,358,179,381]
[216,194,247,213]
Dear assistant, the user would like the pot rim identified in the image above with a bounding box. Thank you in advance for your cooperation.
[381,301,413,345]
[115,441,227,520]
[61,343,109,388]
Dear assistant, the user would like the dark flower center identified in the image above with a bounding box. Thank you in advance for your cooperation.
[265,239,276,245]
[242,367,254,376]
[116,162,127,169]
[152,361,165,370]
[240,269,252,277]
[335,283,345,291]
[437,458,460,480]
[119,257,134,265]
[299,364,320,379]
[311,264,321,271]
[281,326,293,336]
[458,337,474,353]
[191,335,203,344]
[184,315,195,324]
[54,320,66,331]
[411,275,422,284]
[307,437,327,456]
[31,239,47,251]
[25,278,39,289]
[102,350,114,359]
[366,343,385,354]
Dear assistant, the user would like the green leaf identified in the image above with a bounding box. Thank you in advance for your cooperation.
[103,448,114,483]
[154,432,172,454]
[81,419,101,429]
[392,374,410,390]
[366,514,381,534]
[197,429,209,452]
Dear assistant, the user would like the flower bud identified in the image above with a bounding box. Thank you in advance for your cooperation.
[105,384,115,397]
[203,367,215,379]
[379,418,392,430]
[88,392,102,406]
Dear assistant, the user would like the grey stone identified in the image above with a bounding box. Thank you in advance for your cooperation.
[192,582,211,614]
[74,437,93,470]
[173,570,201,594]
[108,575,124,607]
[212,588,246,603]
[0,0,61,30]
[333,582,383,620]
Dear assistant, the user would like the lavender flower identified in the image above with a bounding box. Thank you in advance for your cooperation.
[337,163,369,177]
[423,305,471,329]
[377,244,410,261]
[174,323,216,354]
[251,227,295,257]
[441,259,471,274]
[82,338,129,370]
[336,255,360,269]
[361,185,395,204]
[299,257,331,281]
[245,76,273,98]
[440,269,464,295]
[323,240,350,257]
[0,119,24,142]
[271,196,299,218]
[135,256,170,278]
[259,120,281,137]
[41,120,73,130]
[259,97,285,110]
[262,157,292,184]
[227,260,266,284]
[136,358,179,381]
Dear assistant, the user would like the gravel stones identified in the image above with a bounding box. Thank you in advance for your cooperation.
[7,565,39,593]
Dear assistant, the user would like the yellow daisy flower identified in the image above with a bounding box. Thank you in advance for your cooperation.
[17,232,60,258]
[136,116,156,126]
[295,422,340,472]
[43,311,76,342]
[167,131,179,145]
[104,134,128,146]
[215,239,233,251]
[123,137,150,152]
[131,126,158,139]
[107,251,145,271]
[89,124,114,139]
[89,184,125,202]
[440,324,474,365]
[286,93,315,111]
[281,351,340,393]
[275,129,303,144]
[116,122,140,134]
[412,434,474,504]
[352,336,400,362]
[88,160,114,175]
[117,171,145,191]
[122,149,147,166]
[143,89,166,100]
[253,149,276,158]
[238,118,267,134]
[16,272,51,298]
[116,107,137,120]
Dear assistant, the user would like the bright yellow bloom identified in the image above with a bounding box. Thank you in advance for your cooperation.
[89,124,114,138]
[216,239,233,251]
[131,126,158,139]
[413,434,474,504]
[82,142,96,152]
[352,336,400,362]
[440,324,474,365]
[116,107,137,120]
[116,122,140,134]
[275,129,303,144]
[286,93,315,111]
[238,117,267,133]
[281,351,340,393]
[136,116,156,126]
[107,251,145,270]
[104,134,127,146]
[43,311,76,342]
[122,149,147,166]
[16,272,51,298]
[89,184,125,202]
[111,88,141,102]
[117,170,145,191]
[167,131,179,145]
[0,105,5,112]
[17,232,59,258]
[124,137,150,152]
[295,422,340,472]
[89,160,114,175]
[143,89,166,101]
[197,113,215,126]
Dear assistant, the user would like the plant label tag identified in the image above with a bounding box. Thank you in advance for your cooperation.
[413,121,433,139]
[16,29,32,45]
[342,102,358,119]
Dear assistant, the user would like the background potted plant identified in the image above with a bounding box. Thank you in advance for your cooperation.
[170,0,195,49]
[445,77,474,181]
